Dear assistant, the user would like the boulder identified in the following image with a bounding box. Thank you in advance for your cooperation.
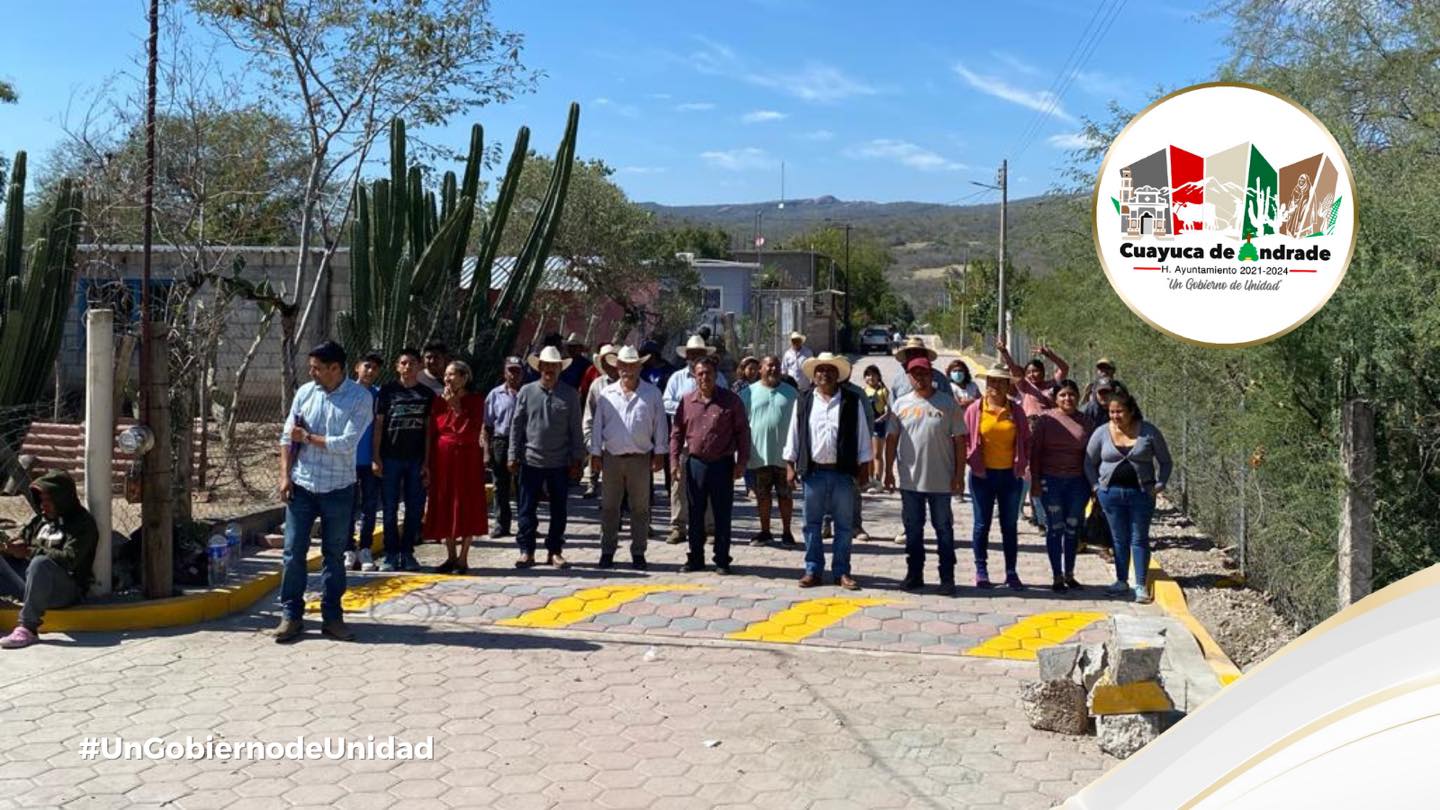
[1107,615,1168,684]
[1096,713,1165,759]
[1037,643,1081,682]
[1020,679,1090,735]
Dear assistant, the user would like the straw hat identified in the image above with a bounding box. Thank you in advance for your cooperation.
[892,336,938,363]
[789,331,806,344]
[614,345,650,365]
[528,345,574,371]
[676,335,716,359]
[596,344,618,372]
[801,352,852,381]
[974,362,1020,382]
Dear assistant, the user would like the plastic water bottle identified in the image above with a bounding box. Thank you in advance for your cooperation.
[225,523,242,572]
[208,534,229,585]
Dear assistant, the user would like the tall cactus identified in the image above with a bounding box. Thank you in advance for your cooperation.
[0,150,85,450]
[340,103,580,392]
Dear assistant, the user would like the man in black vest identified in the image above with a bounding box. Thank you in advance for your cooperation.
[783,352,873,590]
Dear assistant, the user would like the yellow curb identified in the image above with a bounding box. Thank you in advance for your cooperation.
[965,611,1107,661]
[727,597,894,643]
[497,585,708,629]
[0,549,323,633]
[305,574,455,614]
[1089,676,1175,714]
[1148,559,1244,686]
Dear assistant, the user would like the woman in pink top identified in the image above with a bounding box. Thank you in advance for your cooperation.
[1030,380,1095,593]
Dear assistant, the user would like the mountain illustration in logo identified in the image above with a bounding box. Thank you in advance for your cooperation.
[1114,144,1342,241]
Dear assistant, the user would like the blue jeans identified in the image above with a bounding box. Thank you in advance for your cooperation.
[901,490,955,583]
[349,466,381,553]
[1097,485,1156,586]
[969,468,1023,576]
[0,556,79,631]
[279,483,354,622]
[685,456,735,568]
[801,470,855,578]
[381,458,425,560]
[517,465,570,556]
[1040,475,1089,578]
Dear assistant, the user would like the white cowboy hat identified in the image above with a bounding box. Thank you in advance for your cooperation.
[974,362,1021,382]
[528,345,574,371]
[614,345,650,365]
[596,344,618,372]
[801,352,852,381]
[675,335,716,359]
[789,331,806,343]
[892,336,938,363]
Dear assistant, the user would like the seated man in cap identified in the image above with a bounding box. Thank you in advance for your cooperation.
[780,332,814,392]
[483,355,527,538]
[783,353,872,589]
[0,471,98,649]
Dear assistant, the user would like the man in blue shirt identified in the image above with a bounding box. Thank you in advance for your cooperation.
[346,353,382,572]
[483,356,525,538]
[274,341,375,644]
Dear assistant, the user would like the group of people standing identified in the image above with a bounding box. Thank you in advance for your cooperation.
[269,330,1172,644]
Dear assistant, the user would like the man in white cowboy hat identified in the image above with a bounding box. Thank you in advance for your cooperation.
[508,345,585,569]
[780,331,814,392]
[670,353,750,573]
[661,335,726,544]
[580,344,620,499]
[783,352,872,590]
[589,345,667,570]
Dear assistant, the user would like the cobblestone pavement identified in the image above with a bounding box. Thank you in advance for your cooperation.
[0,472,1141,809]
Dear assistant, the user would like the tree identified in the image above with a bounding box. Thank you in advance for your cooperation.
[494,155,701,343]
[0,79,15,104]
[781,226,910,326]
[191,0,540,398]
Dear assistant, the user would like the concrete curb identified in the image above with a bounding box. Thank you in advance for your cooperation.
[1148,559,1243,686]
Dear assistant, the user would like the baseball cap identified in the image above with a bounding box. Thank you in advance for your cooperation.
[905,356,932,373]
[504,356,524,368]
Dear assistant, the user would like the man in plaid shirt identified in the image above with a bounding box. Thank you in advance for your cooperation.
[273,341,376,644]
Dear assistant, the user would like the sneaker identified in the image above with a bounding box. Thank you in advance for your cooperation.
[853,532,871,543]
[377,556,398,573]
[893,533,907,545]
[344,550,359,571]
[0,626,38,649]
[780,532,797,546]
[1105,580,1131,596]
[359,549,376,572]
[1005,574,1026,591]
[401,553,421,572]
[1134,586,1153,604]
[750,531,773,547]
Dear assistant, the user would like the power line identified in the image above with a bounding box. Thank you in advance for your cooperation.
[1011,0,1129,161]
[1007,0,1112,157]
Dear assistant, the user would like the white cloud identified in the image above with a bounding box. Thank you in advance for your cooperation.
[1047,132,1100,150]
[675,101,716,112]
[991,51,1042,77]
[1071,69,1129,101]
[844,139,966,172]
[800,129,835,141]
[688,37,876,102]
[646,92,673,100]
[592,97,639,117]
[699,147,773,171]
[952,62,1076,123]
[618,166,668,175]
[742,110,787,124]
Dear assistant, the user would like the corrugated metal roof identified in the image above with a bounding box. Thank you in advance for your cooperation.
[460,255,590,292]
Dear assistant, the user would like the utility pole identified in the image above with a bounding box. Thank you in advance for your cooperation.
[997,159,1008,347]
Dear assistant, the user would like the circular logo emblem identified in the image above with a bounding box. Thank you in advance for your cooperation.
[1092,83,1356,347]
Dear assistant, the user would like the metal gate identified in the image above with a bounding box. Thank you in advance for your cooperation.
[749,289,810,359]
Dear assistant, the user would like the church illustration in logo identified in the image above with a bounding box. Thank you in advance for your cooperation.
[1114,144,1342,241]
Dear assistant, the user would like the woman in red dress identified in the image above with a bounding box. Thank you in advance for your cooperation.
[424,360,489,574]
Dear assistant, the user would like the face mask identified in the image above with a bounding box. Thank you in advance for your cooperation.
[949,371,965,383]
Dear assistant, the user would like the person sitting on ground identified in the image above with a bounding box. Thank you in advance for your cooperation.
[0,471,98,649]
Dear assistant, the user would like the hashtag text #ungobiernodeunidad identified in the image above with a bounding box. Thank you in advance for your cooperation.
[80,735,434,761]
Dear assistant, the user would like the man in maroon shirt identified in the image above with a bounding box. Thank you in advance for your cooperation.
[669,355,751,574]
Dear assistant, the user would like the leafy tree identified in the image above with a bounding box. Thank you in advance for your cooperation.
[191,0,540,397]
[658,224,733,259]
[0,79,15,104]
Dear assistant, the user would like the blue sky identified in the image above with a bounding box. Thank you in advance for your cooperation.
[0,0,1233,205]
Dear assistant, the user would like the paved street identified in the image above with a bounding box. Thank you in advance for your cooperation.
[0,349,1142,809]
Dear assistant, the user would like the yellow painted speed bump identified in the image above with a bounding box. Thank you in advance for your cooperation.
[306,574,455,613]
[497,585,706,628]
[965,611,1106,661]
[727,597,893,643]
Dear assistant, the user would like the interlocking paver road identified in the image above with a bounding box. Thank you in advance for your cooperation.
[0,352,1145,808]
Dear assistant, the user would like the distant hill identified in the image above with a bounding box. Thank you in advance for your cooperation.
[641,194,1076,312]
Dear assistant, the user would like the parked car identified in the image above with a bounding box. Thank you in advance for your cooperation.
[859,326,893,354]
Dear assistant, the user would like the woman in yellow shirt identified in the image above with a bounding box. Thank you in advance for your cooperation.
[963,364,1031,589]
